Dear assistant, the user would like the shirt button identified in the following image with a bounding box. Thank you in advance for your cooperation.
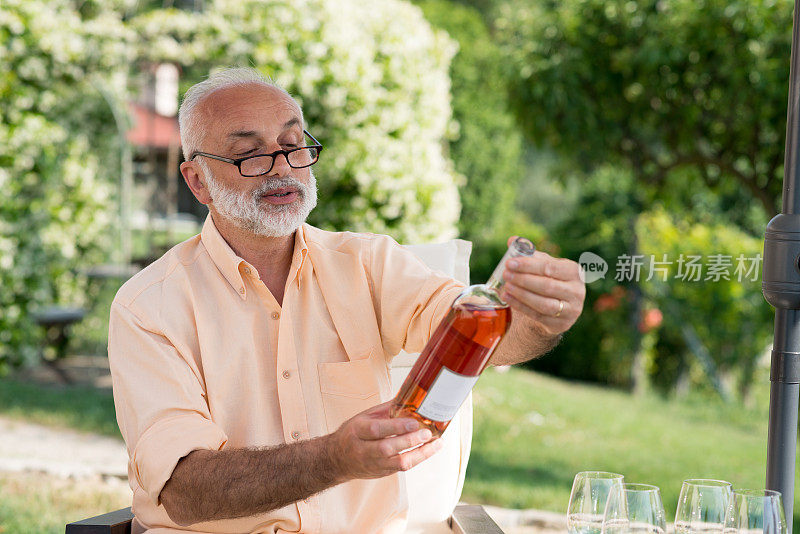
[243,266,251,275]
[271,312,280,320]
[291,431,300,440]
[239,287,245,294]
[282,370,290,379]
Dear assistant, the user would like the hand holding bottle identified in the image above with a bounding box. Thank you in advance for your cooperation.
[500,236,586,337]
[329,400,443,481]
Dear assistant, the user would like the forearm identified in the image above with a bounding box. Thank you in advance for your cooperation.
[489,313,561,366]
[161,434,342,526]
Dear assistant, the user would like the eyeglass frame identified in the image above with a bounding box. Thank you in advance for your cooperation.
[189,129,323,177]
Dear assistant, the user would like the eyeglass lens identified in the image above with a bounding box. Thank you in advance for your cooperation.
[240,147,319,176]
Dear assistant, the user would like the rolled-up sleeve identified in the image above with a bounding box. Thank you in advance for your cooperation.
[108,301,228,505]
[368,236,465,357]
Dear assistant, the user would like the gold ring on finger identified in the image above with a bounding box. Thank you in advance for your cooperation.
[554,299,564,318]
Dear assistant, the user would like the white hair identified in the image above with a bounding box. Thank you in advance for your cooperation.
[178,67,299,160]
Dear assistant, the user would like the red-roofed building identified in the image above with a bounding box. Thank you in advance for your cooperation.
[125,64,206,264]
[126,102,181,149]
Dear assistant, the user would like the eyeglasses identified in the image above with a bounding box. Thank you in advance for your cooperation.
[190,129,323,177]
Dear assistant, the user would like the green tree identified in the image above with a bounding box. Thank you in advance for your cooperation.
[1,0,466,372]
[414,0,524,245]
[130,0,462,243]
[527,166,643,385]
[638,208,772,402]
[0,0,130,373]
[496,0,790,223]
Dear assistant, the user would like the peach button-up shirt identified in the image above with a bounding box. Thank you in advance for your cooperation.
[108,215,463,534]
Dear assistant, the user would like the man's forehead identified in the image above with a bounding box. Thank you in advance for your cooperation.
[199,84,303,138]
[227,118,302,140]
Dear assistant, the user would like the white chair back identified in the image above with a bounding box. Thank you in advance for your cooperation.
[393,239,473,534]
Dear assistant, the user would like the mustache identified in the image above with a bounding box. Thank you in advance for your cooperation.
[252,177,306,197]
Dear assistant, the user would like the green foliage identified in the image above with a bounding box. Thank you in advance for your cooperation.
[470,212,550,283]
[1,0,463,370]
[414,0,524,244]
[0,0,128,372]
[130,0,462,243]
[528,166,642,384]
[637,208,772,399]
[528,165,771,400]
[496,0,790,221]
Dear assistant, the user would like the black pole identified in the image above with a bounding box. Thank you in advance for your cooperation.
[765,310,800,531]
[763,2,800,531]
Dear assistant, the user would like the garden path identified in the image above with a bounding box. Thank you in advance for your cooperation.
[0,415,128,481]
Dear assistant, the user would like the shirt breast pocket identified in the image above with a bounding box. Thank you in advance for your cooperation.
[318,355,382,433]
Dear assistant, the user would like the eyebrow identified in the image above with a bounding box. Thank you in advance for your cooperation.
[227,130,259,140]
[226,118,302,141]
[282,118,301,131]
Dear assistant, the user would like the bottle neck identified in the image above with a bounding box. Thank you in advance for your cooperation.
[484,237,536,297]
[485,265,507,294]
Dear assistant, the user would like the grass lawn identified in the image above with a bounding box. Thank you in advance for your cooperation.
[0,379,120,438]
[0,472,130,534]
[0,366,794,531]
[463,366,790,524]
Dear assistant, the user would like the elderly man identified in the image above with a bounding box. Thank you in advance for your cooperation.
[108,67,585,534]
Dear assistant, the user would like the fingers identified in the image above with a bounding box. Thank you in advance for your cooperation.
[392,437,443,471]
[503,292,562,331]
[495,241,586,334]
[338,424,441,479]
[504,285,565,317]
[508,251,581,281]
[504,271,583,302]
[354,416,420,440]
[377,428,433,458]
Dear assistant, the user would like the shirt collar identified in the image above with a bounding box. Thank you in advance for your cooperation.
[289,224,310,287]
[200,214,309,300]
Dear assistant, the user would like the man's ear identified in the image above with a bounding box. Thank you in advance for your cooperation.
[180,161,212,205]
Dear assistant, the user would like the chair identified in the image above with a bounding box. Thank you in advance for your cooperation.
[65,505,504,533]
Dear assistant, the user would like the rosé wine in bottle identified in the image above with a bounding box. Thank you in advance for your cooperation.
[391,237,535,437]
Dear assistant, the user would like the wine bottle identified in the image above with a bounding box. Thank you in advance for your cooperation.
[391,237,536,437]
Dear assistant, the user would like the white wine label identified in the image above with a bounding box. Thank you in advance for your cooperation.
[417,367,479,422]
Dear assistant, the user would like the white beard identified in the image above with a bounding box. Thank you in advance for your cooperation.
[201,161,317,237]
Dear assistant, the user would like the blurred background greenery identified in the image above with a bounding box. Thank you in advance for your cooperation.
[0,0,792,531]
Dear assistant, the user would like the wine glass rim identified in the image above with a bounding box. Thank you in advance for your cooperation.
[682,478,733,487]
[576,471,625,479]
[624,483,661,492]
[733,488,782,498]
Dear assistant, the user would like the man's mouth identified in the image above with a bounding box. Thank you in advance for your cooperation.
[261,187,300,205]
[264,188,298,197]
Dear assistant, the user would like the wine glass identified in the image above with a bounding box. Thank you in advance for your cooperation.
[723,489,787,534]
[675,479,733,534]
[567,471,625,534]
[603,483,667,534]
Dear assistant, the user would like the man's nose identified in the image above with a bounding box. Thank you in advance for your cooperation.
[268,152,292,177]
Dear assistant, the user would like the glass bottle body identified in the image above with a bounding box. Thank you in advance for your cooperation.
[390,237,534,437]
